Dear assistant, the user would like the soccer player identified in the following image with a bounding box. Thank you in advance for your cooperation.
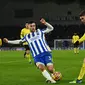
[0,38,2,46]
[69,10,85,83]
[20,23,32,63]
[72,33,79,54]
[3,18,56,83]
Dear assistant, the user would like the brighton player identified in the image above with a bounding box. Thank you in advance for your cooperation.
[3,18,56,83]
[69,10,85,83]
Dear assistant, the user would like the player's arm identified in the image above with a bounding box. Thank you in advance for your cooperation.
[75,33,85,45]
[3,37,26,44]
[40,18,54,33]
[20,29,24,39]
[78,33,85,43]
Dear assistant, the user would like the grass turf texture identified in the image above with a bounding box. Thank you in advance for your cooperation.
[0,50,85,85]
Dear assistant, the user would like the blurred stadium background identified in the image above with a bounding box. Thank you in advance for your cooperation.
[0,0,85,85]
[1,0,85,50]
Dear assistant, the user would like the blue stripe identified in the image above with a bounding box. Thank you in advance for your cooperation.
[25,35,29,44]
[34,40,41,54]
[30,42,37,56]
[22,36,26,40]
[39,39,46,51]
[32,32,35,37]
[28,34,30,38]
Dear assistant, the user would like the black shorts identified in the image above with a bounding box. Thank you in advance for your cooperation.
[73,43,79,48]
[24,45,30,51]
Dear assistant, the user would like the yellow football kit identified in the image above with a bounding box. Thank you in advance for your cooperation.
[20,28,31,63]
[72,35,79,54]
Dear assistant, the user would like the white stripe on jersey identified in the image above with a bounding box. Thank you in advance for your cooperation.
[24,29,50,57]
[36,39,44,53]
[26,35,36,57]
[40,38,48,51]
[32,41,39,55]
[38,29,48,51]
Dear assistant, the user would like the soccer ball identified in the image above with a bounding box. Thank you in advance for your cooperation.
[51,72,62,81]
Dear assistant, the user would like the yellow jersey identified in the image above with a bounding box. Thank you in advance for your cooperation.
[20,28,30,45]
[0,38,2,46]
[72,35,79,44]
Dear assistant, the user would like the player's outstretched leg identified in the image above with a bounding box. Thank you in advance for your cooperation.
[69,58,85,83]
[36,63,56,83]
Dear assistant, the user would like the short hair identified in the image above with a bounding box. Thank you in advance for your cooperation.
[79,10,85,16]
[74,33,77,35]
[28,21,36,24]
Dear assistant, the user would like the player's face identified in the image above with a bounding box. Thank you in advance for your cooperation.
[25,23,30,29]
[80,16,85,24]
[30,23,36,32]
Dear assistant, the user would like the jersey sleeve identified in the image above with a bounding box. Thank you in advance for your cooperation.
[42,22,54,33]
[8,36,26,44]
[20,29,24,39]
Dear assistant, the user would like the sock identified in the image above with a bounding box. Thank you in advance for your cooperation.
[79,33,85,43]
[74,48,76,54]
[77,48,79,53]
[78,63,85,80]
[26,54,31,62]
[42,70,53,80]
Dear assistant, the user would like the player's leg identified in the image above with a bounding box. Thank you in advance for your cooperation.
[76,47,79,54]
[76,43,79,54]
[77,58,85,81]
[45,54,57,83]
[24,45,32,63]
[34,57,56,83]
[73,44,77,54]
[45,54,55,73]
[74,48,76,53]
[69,58,85,83]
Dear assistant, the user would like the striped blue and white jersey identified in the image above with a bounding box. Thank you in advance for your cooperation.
[22,29,51,57]
[7,22,53,57]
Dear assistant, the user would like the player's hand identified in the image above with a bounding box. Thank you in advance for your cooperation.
[3,38,8,43]
[40,18,46,24]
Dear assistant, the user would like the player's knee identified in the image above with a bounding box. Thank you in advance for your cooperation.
[26,50,30,54]
[37,64,45,71]
[47,66,54,73]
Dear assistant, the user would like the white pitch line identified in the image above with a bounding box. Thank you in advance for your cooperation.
[0,60,26,64]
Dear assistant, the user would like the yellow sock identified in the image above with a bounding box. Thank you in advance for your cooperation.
[77,48,79,53]
[26,54,31,62]
[78,63,85,80]
[79,33,85,43]
[74,48,76,54]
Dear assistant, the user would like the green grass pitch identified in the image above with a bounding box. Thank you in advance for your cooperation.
[0,50,85,85]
